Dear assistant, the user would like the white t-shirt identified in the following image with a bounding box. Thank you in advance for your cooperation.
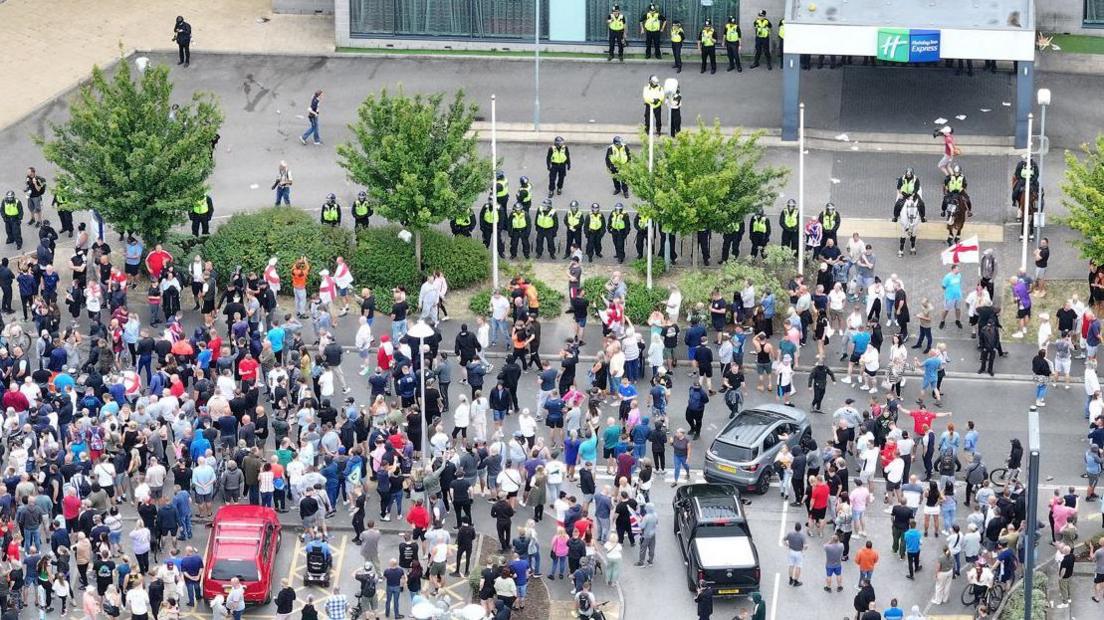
[94,462,116,487]
[885,458,905,484]
[126,588,150,615]
[491,296,510,321]
[828,289,846,312]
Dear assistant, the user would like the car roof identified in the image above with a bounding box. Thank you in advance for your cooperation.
[716,405,808,447]
[677,483,746,523]
[209,506,278,562]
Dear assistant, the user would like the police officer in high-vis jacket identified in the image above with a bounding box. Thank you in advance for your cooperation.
[516,176,533,213]
[748,208,771,258]
[450,206,475,238]
[608,203,630,263]
[605,137,631,198]
[696,229,712,266]
[320,193,341,227]
[779,199,800,254]
[607,5,627,62]
[818,202,841,249]
[190,194,213,237]
[639,3,666,59]
[585,203,606,262]
[508,203,531,260]
[698,20,718,74]
[494,170,510,210]
[546,136,571,198]
[721,218,745,262]
[670,19,685,73]
[534,199,559,259]
[1,191,23,249]
[479,199,506,256]
[750,10,773,70]
[724,16,743,73]
[564,200,584,257]
[633,212,651,260]
[893,168,926,222]
[352,190,373,230]
[657,222,678,263]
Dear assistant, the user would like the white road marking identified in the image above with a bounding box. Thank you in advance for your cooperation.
[777,495,789,547]
[769,572,780,620]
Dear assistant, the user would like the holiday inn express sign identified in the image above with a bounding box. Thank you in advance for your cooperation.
[876,28,941,63]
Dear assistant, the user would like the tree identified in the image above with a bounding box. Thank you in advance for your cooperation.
[1062,135,1104,263]
[37,58,222,243]
[337,89,490,270]
[616,120,789,266]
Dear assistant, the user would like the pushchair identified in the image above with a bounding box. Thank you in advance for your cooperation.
[303,547,332,587]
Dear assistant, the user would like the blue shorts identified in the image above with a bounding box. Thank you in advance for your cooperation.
[826,565,841,577]
[517,583,528,598]
[922,377,937,391]
[493,409,507,422]
[576,318,587,328]
[687,345,698,361]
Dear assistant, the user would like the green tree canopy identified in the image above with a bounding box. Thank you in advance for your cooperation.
[1062,135,1104,263]
[37,58,222,243]
[337,89,490,269]
[616,120,789,260]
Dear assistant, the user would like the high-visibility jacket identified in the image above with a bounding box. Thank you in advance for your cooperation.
[608,145,628,166]
[754,18,771,38]
[587,213,604,231]
[671,25,684,43]
[193,197,210,216]
[700,27,716,46]
[511,211,528,230]
[454,210,471,226]
[321,204,340,222]
[782,208,798,230]
[2,199,20,218]
[946,175,965,192]
[566,211,582,229]
[610,211,627,231]
[353,199,372,218]
[496,180,509,198]
[608,14,625,31]
[643,11,661,32]
[899,177,916,195]
[517,183,532,205]
[643,84,664,109]
[482,205,499,224]
[549,146,568,165]
[821,211,838,230]
[536,209,556,229]
[751,216,768,234]
[779,20,785,39]
[725,23,741,43]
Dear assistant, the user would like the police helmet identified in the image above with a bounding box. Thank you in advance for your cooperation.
[3,191,13,200]
[326,193,336,201]
[554,136,565,146]
[786,199,796,208]
[520,176,529,185]
[357,190,367,200]
[904,168,914,178]
[649,3,657,10]
[704,19,712,26]
[825,202,835,211]
[952,164,961,174]
[612,4,620,11]
[649,75,659,86]
[570,200,580,209]
[496,170,505,179]
[613,136,623,145]
[614,202,624,210]
[512,203,522,210]
[590,202,600,210]
[729,16,737,23]
[541,199,553,207]
[758,9,767,17]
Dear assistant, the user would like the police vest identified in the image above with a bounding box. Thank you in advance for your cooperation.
[322,205,339,221]
[947,176,964,192]
[511,211,527,229]
[644,12,661,32]
[701,28,715,46]
[1020,165,1034,180]
[609,145,628,165]
[536,210,555,229]
[751,217,767,233]
[550,146,568,165]
[496,180,509,198]
[193,198,209,215]
[644,85,664,108]
[822,212,838,229]
[725,24,740,42]
[483,207,499,224]
[638,215,651,227]
[353,200,371,217]
[54,188,69,205]
[671,25,684,43]
[454,211,471,226]
[2,200,18,217]
[754,18,770,38]
[610,212,626,231]
[899,178,916,195]
[566,211,582,229]
[588,213,604,231]
[779,21,785,39]
[783,209,798,229]
[518,184,532,204]
[608,14,625,31]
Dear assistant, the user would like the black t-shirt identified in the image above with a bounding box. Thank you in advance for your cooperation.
[361,295,375,319]
[662,324,680,349]
[570,296,589,321]
[1059,552,1074,578]
[392,300,408,321]
[1056,308,1077,333]
[299,496,319,519]
[1035,246,1050,268]
[890,504,913,529]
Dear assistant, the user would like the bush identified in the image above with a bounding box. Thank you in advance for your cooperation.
[630,256,669,280]
[162,232,205,263]
[678,258,789,316]
[997,572,1048,620]
[350,226,491,299]
[199,207,353,292]
[467,278,565,317]
[581,276,668,325]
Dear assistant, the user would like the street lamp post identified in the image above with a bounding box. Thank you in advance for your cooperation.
[1035,88,1051,248]
[407,320,436,469]
[646,105,655,289]
[491,94,500,290]
[797,102,806,274]
[533,0,541,131]
[1023,406,1041,620]
[1020,113,1033,272]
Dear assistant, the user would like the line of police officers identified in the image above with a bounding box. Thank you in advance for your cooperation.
[605,5,781,75]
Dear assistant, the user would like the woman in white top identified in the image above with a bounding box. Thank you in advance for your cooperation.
[646,332,664,376]
[518,409,537,448]
[452,395,471,439]
[469,394,489,443]
[665,286,682,322]
[602,533,623,586]
[775,355,795,406]
[866,279,885,323]
[860,346,881,394]
[888,334,909,396]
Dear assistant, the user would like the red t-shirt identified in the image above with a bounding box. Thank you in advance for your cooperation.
[909,409,937,435]
[146,249,173,279]
[811,483,830,510]
[406,505,430,530]
[573,516,593,540]
[62,494,82,519]
[239,358,259,382]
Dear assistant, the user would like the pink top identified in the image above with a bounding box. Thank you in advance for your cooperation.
[1052,503,1077,533]
[850,485,871,512]
[943,133,956,156]
[551,534,570,557]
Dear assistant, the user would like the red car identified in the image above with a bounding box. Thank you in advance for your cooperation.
[202,505,282,605]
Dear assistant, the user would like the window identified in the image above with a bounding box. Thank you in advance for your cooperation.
[1088,0,1104,27]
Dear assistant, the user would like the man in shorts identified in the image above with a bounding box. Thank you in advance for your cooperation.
[939,264,963,329]
[936,125,957,176]
[784,522,807,586]
[1091,535,1104,603]
[823,534,845,592]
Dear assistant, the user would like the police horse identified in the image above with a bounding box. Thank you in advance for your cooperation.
[1012,176,1042,241]
[944,193,971,246]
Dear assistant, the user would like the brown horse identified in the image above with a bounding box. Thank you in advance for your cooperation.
[1014,184,1041,241]
[945,193,971,246]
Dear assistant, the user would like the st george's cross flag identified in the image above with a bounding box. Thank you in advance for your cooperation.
[941,235,979,265]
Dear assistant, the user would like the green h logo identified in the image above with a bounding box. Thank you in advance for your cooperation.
[877,28,910,63]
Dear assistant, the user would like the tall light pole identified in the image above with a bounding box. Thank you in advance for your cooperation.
[533,0,541,131]
[797,102,806,274]
[646,104,655,290]
[1020,113,1033,272]
[491,94,500,290]
[407,320,436,468]
[1035,88,1051,247]
[1023,406,1041,620]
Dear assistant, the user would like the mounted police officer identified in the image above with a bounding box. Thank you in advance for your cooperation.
[893,168,926,222]
[942,164,968,217]
[1011,154,1039,208]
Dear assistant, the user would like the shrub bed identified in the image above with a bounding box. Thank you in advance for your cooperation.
[468,278,565,318]
[581,276,667,325]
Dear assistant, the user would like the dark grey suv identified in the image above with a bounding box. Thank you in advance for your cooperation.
[703,404,811,493]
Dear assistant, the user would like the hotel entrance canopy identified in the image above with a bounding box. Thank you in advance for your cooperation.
[779,0,1037,146]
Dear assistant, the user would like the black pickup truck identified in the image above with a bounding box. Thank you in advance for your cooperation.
[673,483,761,596]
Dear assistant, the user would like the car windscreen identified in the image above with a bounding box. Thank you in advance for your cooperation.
[710,440,756,462]
[210,559,259,582]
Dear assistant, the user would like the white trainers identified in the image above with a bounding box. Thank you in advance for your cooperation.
[841,377,852,384]
[1012,331,1025,338]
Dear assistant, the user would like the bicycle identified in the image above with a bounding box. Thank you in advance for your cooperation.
[578,600,611,620]
[960,582,1004,610]
[988,467,1021,490]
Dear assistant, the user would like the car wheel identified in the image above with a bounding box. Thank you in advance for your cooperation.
[752,470,771,495]
[264,589,272,606]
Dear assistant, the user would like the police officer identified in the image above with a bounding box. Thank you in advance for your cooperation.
[516,176,533,213]
[51,181,74,238]
[698,20,718,74]
[748,208,771,258]
[1,191,23,249]
[670,19,685,73]
[893,168,926,222]
[494,170,510,211]
[450,206,475,238]
[643,75,665,134]
[779,199,800,254]
[1011,154,1038,208]
[191,194,213,236]
[750,10,773,70]
[608,203,630,263]
[605,136,631,198]
[657,223,678,263]
[633,211,651,259]
[320,193,341,227]
[546,136,571,198]
[508,203,531,259]
[639,4,666,59]
[479,199,506,256]
[534,199,559,259]
[585,203,606,262]
[778,18,786,58]
[818,202,840,249]
[696,229,712,265]
[942,165,967,216]
[607,5,627,62]
[723,16,743,73]
[564,200,584,258]
[721,218,745,262]
[669,86,683,137]
[352,190,373,230]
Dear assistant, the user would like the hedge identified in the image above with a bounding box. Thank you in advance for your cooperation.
[581,276,667,325]
[678,257,790,317]
[998,571,1047,620]
[350,226,490,313]
[468,278,565,317]
[198,207,354,292]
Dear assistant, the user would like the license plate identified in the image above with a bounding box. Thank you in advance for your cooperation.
[716,464,737,474]
[717,588,741,595]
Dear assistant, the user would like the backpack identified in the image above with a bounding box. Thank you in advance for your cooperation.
[938,452,956,475]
